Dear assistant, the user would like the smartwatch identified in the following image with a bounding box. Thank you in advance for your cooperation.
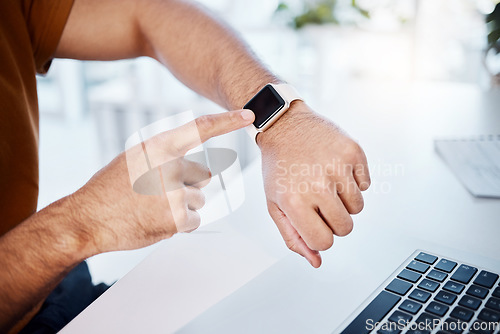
[243,83,303,141]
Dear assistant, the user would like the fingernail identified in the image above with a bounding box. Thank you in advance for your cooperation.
[240,109,254,121]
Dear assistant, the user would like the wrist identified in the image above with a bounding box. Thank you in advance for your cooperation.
[256,100,313,148]
[56,193,99,261]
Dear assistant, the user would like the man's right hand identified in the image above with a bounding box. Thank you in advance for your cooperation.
[70,109,254,256]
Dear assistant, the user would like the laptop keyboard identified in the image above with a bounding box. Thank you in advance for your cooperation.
[340,251,500,334]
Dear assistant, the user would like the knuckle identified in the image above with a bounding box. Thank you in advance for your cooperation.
[335,217,354,237]
[359,178,371,191]
[324,163,337,177]
[284,238,299,253]
[349,195,364,214]
[228,110,239,123]
[195,115,215,134]
[310,234,334,251]
[166,136,184,156]
[345,142,363,161]
[281,193,302,210]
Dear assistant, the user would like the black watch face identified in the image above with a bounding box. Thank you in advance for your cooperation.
[244,85,286,130]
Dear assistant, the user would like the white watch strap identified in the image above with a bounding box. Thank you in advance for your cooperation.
[272,83,302,104]
[246,124,258,141]
[245,83,302,143]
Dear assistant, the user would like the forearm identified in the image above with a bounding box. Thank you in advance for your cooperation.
[136,0,279,110]
[57,0,306,123]
[135,0,318,150]
[0,196,91,332]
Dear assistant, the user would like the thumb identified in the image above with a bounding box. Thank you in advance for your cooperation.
[169,109,255,155]
[267,201,322,268]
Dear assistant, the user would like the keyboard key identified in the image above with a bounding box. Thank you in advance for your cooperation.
[474,271,499,289]
[386,279,412,296]
[415,312,439,329]
[477,308,500,323]
[467,285,489,299]
[418,279,440,293]
[493,287,500,298]
[450,306,474,322]
[435,290,458,305]
[427,269,448,282]
[451,265,478,284]
[469,320,495,334]
[407,261,430,274]
[426,301,449,317]
[398,269,421,283]
[443,318,466,334]
[409,289,431,303]
[435,259,457,273]
[415,252,438,264]
[458,295,482,310]
[443,281,465,294]
[340,291,400,334]
[399,299,422,314]
[485,297,500,311]
[389,310,413,324]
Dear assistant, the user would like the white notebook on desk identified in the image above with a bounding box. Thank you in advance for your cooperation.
[435,135,500,198]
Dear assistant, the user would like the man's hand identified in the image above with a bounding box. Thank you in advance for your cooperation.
[0,109,254,332]
[257,102,370,268]
[72,109,255,255]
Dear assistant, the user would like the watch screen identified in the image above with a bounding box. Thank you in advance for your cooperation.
[244,85,286,129]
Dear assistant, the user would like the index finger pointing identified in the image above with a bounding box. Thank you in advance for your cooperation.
[169,109,255,155]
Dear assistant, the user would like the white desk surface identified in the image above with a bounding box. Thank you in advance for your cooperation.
[61,81,500,333]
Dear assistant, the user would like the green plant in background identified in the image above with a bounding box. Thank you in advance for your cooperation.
[276,0,369,29]
[487,3,500,53]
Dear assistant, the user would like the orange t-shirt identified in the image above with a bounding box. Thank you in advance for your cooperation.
[0,0,74,237]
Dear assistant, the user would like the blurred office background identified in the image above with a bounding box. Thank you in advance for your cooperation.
[36,0,500,283]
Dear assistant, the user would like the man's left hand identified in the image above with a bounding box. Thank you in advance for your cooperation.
[257,101,371,268]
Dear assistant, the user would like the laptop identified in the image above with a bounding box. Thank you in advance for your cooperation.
[337,250,500,334]
[177,249,500,334]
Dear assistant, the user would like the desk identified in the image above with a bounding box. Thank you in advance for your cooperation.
[61,81,500,333]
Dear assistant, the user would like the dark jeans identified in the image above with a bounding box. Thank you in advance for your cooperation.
[20,262,109,334]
